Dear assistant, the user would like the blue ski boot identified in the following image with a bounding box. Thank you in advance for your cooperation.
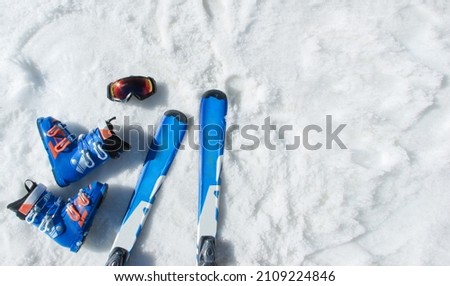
[7,180,107,252]
[37,116,130,187]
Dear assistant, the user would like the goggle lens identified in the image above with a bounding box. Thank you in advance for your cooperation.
[108,76,156,102]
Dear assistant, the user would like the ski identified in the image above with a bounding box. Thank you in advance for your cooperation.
[197,90,228,266]
[106,110,188,266]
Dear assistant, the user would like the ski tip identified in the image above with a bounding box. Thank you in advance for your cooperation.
[202,89,227,101]
[164,110,188,123]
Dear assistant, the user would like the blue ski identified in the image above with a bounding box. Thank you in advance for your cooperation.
[197,90,228,266]
[106,110,188,266]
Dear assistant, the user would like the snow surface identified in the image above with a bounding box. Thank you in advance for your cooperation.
[1,0,450,266]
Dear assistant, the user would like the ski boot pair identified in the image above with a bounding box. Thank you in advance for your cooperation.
[7,117,130,252]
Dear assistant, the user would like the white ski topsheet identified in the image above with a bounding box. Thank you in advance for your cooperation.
[197,154,224,240]
[197,185,220,240]
[111,201,152,252]
[110,175,165,252]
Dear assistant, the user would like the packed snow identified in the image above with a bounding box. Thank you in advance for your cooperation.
[1,0,450,266]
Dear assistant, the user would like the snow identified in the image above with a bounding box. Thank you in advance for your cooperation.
[1,0,450,266]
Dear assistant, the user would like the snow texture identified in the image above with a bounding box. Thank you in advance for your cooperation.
[1,0,450,265]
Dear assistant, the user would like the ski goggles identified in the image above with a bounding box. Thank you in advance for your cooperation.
[107,76,157,102]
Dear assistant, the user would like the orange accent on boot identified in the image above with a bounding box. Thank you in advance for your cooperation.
[54,137,71,153]
[48,136,71,158]
[46,125,60,137]
[47,125,67,137]
[17,185,47,215]
[99,128,113,140]
[48,142,59,159]
[77,192,90,207]
[18,204,34,215]
[66,204,81,221]
[78,210,88,227]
